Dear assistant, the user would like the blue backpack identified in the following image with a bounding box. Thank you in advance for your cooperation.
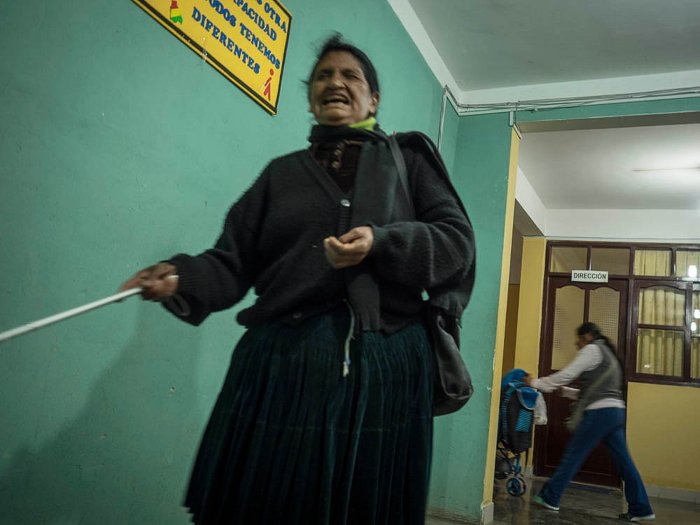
[499,368,538,454]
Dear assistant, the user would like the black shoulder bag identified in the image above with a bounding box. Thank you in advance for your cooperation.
[387,135,474,416]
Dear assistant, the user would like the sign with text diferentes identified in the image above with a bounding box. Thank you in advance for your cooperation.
[133,0,291,114]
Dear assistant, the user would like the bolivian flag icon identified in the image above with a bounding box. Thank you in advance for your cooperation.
[170,0,183,24]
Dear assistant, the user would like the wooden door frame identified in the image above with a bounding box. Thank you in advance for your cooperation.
[539,277,629,375]
[534,277,628,486]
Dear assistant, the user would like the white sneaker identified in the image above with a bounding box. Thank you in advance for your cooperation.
[619,512,655,522]
[532,495,559,511]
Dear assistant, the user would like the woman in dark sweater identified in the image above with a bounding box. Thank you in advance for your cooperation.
[122,35,475,525]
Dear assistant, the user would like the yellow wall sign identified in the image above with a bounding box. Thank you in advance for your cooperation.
[133,0,291,114]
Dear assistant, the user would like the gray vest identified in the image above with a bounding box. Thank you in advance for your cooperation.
[578,339,623,406]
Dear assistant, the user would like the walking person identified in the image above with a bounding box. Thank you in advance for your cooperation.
[121,34,475,524]
[525,322,655,522]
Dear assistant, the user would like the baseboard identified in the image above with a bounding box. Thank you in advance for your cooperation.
[426,507,477,524]
[644,483,700,504]
[522,473,699,503]
[426,504,494,524]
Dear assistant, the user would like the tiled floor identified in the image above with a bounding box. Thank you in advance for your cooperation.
[427,479,700,525]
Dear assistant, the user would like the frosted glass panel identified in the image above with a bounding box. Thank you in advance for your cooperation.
[552,286,585,370]
[551,247,587,273]
[591,248,630,275]
[589,287,620,344]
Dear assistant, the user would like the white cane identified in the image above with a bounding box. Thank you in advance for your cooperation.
[0,288,143,344]
[0,276,177,344]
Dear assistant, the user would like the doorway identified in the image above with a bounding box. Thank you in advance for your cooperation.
[534,276,628,486]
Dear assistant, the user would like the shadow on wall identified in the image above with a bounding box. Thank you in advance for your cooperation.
[0,304,208,525]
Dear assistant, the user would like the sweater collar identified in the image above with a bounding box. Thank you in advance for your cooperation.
[349,116,377,131]
[308,121,385,144]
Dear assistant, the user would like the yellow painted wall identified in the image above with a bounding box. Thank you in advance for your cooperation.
[502,284,520,375]
[482,129,520,506]
[627,382,700,491]
[508,237,547,467]
[513,237,547,376]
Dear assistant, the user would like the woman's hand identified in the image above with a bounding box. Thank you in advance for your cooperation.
[324,226,374,269]
[558,386,580,400]
[522,374,533,386]
[120,262,178,301]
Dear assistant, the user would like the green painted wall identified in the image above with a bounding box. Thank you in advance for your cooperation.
[439,102,461,175]
[0,1,461,523]
[429,113,514,519]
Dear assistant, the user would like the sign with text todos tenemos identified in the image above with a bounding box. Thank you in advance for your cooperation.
[133,0,291,115]
[571,270,608,283]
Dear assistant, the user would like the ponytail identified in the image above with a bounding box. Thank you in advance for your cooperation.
[576,322,625,382]
[577,322,616,353]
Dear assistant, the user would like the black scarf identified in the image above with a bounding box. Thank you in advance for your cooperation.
[308,124,475,331]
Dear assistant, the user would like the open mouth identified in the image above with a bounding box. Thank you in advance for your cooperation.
[322,95,349,106]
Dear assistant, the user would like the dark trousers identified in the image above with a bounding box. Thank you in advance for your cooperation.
[540,407,653,516]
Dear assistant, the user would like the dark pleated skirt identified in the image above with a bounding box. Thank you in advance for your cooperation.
[184,306,433,525]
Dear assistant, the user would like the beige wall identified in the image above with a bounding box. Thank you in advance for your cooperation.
[627,382,700,491]
[513,237,547,376]
[502,284,520,375]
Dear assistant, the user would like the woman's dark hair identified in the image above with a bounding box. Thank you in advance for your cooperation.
[577,322,626,381]
[306,34,380,100]
[576,322,615,351]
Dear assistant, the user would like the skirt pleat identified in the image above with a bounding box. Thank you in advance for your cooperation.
[185,307,433,525]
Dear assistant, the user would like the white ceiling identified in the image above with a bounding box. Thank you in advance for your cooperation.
[401,0,700,97]
[389,0,700,216]
[519,123,700,210]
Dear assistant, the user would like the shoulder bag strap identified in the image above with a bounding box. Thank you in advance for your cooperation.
[388,134,415,217]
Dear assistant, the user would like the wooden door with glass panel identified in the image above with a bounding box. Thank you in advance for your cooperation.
[534,245,629,487]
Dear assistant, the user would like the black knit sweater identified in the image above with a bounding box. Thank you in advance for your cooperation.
[166,130,474,332]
